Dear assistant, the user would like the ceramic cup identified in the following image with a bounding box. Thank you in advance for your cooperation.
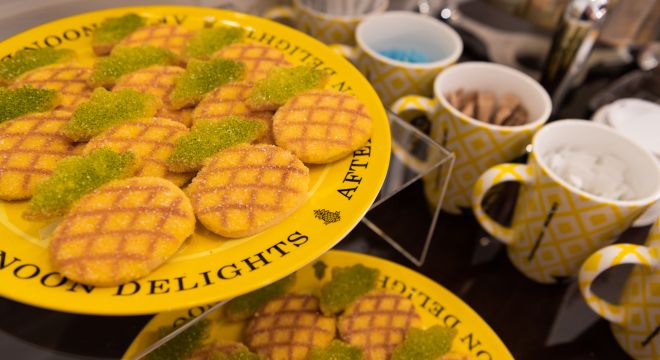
[392,62,551,214]
[592,98,660,227]
[264,0,389,45]
[580,217,660,360]
[472,120,660,284]
[332,11,462,107]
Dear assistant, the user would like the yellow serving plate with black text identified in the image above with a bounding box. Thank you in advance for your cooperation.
[0,6,390,315]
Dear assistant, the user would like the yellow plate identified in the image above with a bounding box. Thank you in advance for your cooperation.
[123,250,513,360]
[0,6,390,315]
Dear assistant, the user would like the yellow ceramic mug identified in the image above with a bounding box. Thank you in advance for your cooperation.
[580,218,660,360]
[392,62,551,214]
[264,0,389,45]
[473,120,660,284]
[332,11,462,107]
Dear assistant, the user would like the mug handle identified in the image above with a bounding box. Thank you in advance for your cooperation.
[391,95,437,124]
[263,6,295,22]
[471,163,533,245]
[579,243,660,324]
[330,44,360,64]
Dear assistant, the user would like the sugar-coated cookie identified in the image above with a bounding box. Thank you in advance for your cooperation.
[246,294,336,360]
[184,27,244,60]
[114,65,191,126]
[84,118,192,186]
[273,90,372,164]
[23,148,135,221]
[169,58,244,109]
[338,291,422,360]
[0,87,60,123]
[193,82,273,143]
[213,43,290,82]
[0,111,75,200]
[49,176,195,286]
[118,24,194,56]
[13,64,92,111]
[246,66,327,112]
[62,88,160,142]
[166,117,266,173]
[0,47,74,85]
[92,13,146,56]
[186,144,309,238]
[90,45,178,88]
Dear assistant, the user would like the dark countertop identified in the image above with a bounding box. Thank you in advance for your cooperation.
[0,209,647,360]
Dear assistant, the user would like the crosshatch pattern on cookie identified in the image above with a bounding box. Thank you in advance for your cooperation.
[49,177,194,286]
[189,144,308,237]
[193,82,274,143]
[113,66,191,126]
[247,294,336,360]
[12,65,92,111]
[118,24,194,55]
[113,65,183,107]
[213,43,291,82]
[274,91,371,162]
[0,111,74,199]
[193,82,272,122]
[84,118,191,186]
[339,292,422,360]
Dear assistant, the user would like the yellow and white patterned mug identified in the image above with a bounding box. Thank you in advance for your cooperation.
[264,0,388,45]
[332,11,462,107]
[392,62,551,214]
[472,120,660,284]
[580,218,660,360]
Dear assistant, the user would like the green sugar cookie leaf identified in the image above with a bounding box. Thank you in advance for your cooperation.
[147,318,210,360]
[308,340,364,360]
[23,148,135,221]
[62,88,159,141]
[215,349,263,360]
[319,264,379,315]
[92,13,146,55]
[90,45,177,87]
[167,116,266,172]
[0,87,59,123]
[246,66,327,111]
[223,274,296,321]
[391,326,457,360]
[190,342,255,360]
[0,48,75,85]
[184,27,244,59]
[169,58,244,109]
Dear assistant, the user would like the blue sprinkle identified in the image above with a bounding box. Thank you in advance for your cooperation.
[378,48,430,63]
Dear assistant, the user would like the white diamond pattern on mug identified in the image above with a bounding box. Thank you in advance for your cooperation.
[505,160,648,283]
[436,106,534,214]
[364,57,443,107]
[579,226,660,359]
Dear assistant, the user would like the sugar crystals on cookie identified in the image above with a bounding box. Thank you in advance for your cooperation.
[92,13,146,55]
[0,47,74,85]
[186,144,309,238]
[167,116,266,173]
[0,86,60,123]
[273,89,372,164]
[62,88,160,141]
[49,176,195,286]
[23,148,135,220]
[90,45,178,88]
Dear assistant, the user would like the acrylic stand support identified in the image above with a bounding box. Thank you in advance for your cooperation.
[361,111,454,266]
